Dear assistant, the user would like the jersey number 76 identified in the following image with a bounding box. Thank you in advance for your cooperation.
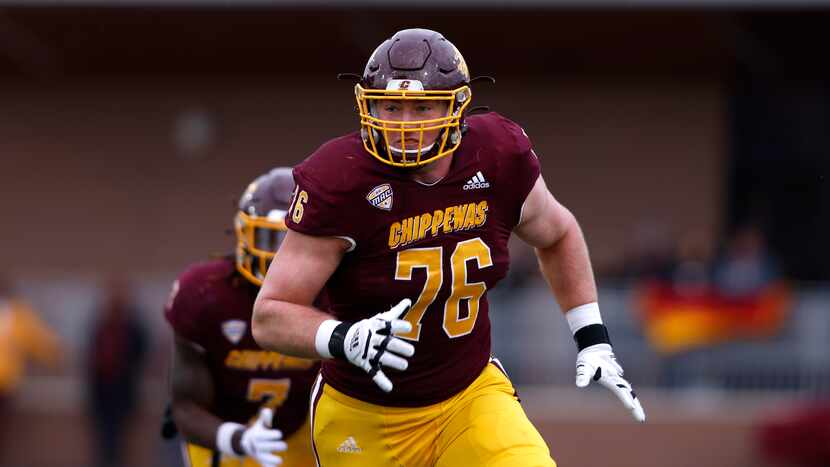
[394,237,492,341]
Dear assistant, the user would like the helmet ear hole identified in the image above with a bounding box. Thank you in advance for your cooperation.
[361,127,382,145]
[449,129,460,145]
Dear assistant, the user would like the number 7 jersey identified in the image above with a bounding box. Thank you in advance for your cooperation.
[287,112,541,407]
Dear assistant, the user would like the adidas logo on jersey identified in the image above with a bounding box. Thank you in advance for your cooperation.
[463,171,490,190]
[337,436,363,454]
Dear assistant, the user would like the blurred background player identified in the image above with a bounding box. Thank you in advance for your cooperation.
[0,276,63,457]
[86,277,149,467]
[165,167,319,467]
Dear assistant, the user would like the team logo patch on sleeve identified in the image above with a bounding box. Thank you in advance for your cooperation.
[366,183,394,211]
[221,320,247,345]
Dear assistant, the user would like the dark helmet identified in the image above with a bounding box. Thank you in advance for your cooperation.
[361,28,470,91]
[234,167,295,286]
[355,28,472,168]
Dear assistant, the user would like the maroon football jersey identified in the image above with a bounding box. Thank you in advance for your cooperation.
[164,257,320,437]
[286,112,540,406]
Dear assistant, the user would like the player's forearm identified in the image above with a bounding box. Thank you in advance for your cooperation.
[171,399,225,449]
[172,401,253,455]
[535,216,598,313]
[252,296,331,359]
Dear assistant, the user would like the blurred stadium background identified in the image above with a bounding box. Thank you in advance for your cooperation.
[1,1,829,466]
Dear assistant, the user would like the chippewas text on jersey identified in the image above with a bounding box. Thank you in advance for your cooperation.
[225,350,316,372]
[388,200,488,249]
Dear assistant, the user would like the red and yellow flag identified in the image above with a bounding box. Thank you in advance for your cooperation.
[635,281,792,354]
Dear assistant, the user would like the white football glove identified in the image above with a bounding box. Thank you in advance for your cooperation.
[344,298,415,393]
[318,298,415,393]
[576,343,646,423]
[239,408,286,467]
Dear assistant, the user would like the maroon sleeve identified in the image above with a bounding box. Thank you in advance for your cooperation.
[285,140,365,246]
[163,274,207,346]
[494,114,541,227]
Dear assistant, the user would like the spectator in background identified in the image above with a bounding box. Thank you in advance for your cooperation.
[670,230,712,297]
[0,276,63,455]
[713,225,778,297]
[86,277,148,467]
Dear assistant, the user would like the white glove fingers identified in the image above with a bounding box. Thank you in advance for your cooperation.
[631,395,646,422]
[257,408,274,427]
[378,298,412,320]
[600,375,646,421]
[575,361,596,388]
[605,379,635,411]
[257,452,284,466]
[371,368,394,392]
[389,319,413,335]
[575,343,645,422]
[258,429,284,442]
[342,300,418,393]
[609,376,646,422]
[257,440,288,452]
[378,351,408,371]
[614,381,645,423]
[240,411,289,464]
[385,337,415,358]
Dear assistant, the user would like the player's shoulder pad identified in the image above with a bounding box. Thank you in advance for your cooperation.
[165,258,235,327]
[293,132,370,198]
[465,111,534,157]
[176,258,235,293]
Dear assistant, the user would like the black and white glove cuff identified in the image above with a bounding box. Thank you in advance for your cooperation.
[216,422,245,457]
[565,302,611,351]
[315,319,351,359]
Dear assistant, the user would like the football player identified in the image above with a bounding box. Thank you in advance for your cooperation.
[165,167,319,467]
[252,29,646,466]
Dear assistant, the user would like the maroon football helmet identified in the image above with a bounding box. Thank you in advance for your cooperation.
[234,167,295,286]
[356,28,472,168]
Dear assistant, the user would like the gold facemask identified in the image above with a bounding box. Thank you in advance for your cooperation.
[234,211,288,286]
[355,84,472,168]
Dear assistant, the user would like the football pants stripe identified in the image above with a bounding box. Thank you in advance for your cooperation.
[309,372,325,467]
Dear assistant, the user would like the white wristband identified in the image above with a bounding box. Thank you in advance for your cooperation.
[565,302,602,335]
[216,422,245,457]
[315,319,342,359]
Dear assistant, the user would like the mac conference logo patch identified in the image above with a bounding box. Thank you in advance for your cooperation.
[221,320,247,345]
[366,183,393,211]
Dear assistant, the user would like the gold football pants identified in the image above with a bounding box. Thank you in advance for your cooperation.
[310,360,556,467]
[182,415,314,467]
